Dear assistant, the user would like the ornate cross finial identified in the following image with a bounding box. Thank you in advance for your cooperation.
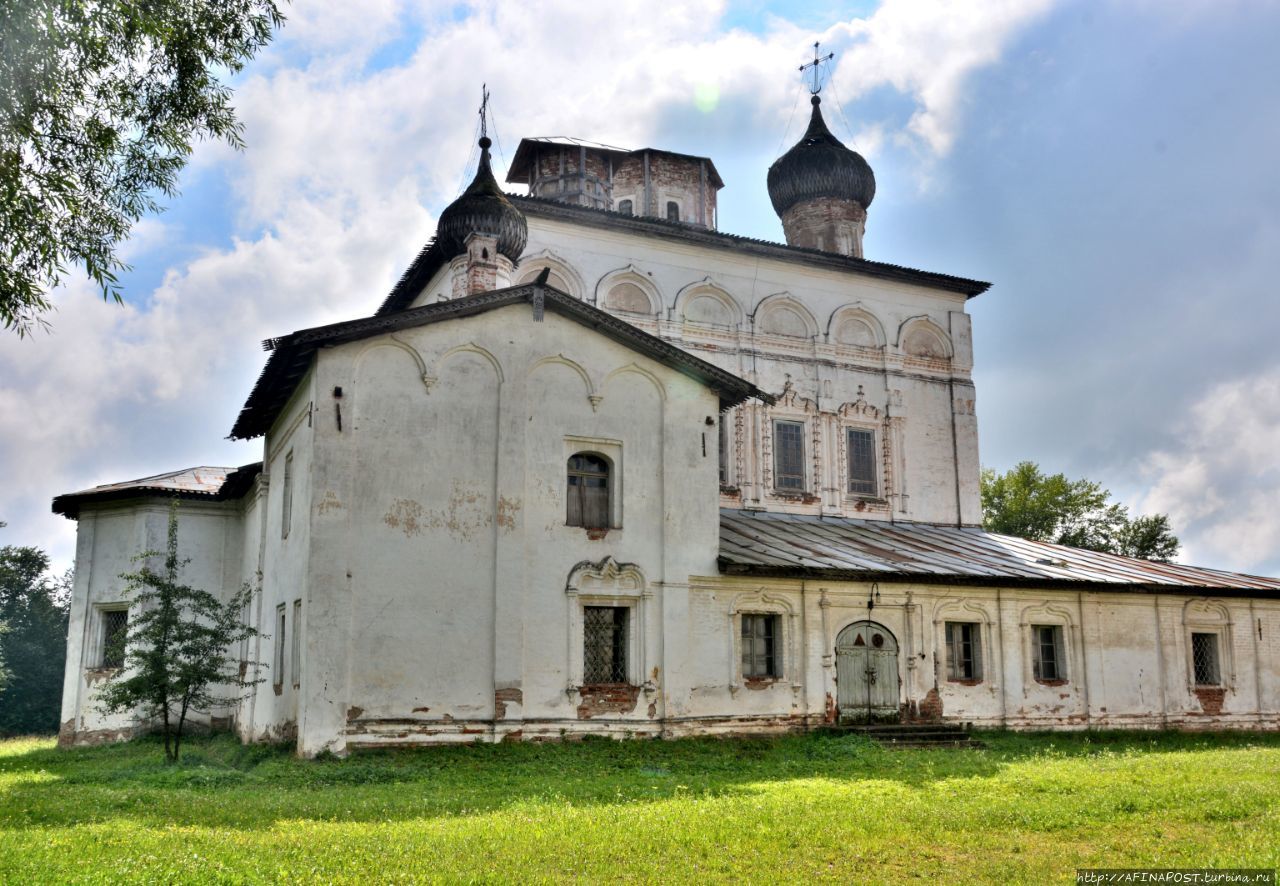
[799,41,835,95]
[478,83,491,141]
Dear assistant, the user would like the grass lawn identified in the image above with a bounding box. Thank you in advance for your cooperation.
[1,730,1277,883]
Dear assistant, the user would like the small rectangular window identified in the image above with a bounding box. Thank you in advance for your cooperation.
[274,604,286,689]
[773,420,806,491]
[567,453,610,529]
[666,200,680,222]
[281,452,294,539]
[1191,632,1221,686]
[583,606,628,684]
[945,621,982,681]
[100,608,129,668]
[291,599,302,689]
[618,199,633,216]
[741,613,781,678]
[718,414,729,485]
[847,428,877,496]
[1032,624,1064,682]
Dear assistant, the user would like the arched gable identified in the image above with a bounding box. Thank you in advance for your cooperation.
[897,315,953,360]
[673,277,743,328]
[595,265,662,315]
[753,293,818,340]
[827,304,886,348]
[514,250,585,299]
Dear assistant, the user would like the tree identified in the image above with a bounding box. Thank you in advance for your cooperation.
[0,543,70,735]
[98,502,261,762]
[981,461,1180,562]
[0,0,285,336]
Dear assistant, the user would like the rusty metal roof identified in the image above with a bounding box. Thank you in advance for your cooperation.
[719,509,1280,594]
[52,463,262,519]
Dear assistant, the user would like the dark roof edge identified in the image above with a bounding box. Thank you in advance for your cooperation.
[512,195,991,298]
[716,559,1275,598]
[232,284,770,440]
[52,463,264,520]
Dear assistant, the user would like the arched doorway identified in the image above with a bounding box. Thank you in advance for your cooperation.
[834,621,900,722]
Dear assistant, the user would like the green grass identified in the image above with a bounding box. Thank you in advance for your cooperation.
[1,730,1278,883]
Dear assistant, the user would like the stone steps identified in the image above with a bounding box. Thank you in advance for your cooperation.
[835,723,984,749]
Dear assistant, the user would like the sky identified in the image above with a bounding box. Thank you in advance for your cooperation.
[3,0,1280,577]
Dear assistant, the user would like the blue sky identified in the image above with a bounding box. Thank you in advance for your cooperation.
[4,0,1280,576]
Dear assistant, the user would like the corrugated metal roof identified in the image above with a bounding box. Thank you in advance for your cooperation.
[52,463,263,519]
[719,509,1280,593]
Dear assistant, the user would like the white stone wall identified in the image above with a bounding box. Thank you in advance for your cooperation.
[411,217,980,526]
[58,500,245,745]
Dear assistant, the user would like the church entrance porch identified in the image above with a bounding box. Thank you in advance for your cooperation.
[835,621,901,723]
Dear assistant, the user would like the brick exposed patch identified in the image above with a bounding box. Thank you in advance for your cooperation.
[494,687,523,719]
[346,706,364,722]
[576,684,641,719]
[780,196,866,256]
[825,692,838,724]
[1193,687,1226,715]
[918,688,943,722]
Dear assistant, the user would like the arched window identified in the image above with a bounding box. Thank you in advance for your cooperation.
[666,200,680,221]
[617,199,633,216]
[567,453,610,528]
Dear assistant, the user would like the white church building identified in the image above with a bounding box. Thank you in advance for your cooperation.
[54,93,1280,756]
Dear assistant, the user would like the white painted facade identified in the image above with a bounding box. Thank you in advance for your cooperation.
[57,134,1280,754]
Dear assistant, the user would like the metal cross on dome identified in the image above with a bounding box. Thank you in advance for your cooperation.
[799,42,835,95]
[478,83,490,140]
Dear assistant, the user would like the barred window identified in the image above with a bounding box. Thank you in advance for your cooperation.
[847,428,877,496]
[741,613,780,678]
[100,608,129,668]
[567,453,610,529]
[945,621,982,681]
[1032,624,1064,682]
[1191,632,1221,686]
[583,606,628,684]
[291,600,302,689]
[773,420,806,491]
[273,604,286,689]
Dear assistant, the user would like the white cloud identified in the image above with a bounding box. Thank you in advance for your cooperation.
[1138,371,1280,574]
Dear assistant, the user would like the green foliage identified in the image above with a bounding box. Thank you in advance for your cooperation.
[0,0,284,335]
[981,461,1180,561]
[0,543,70,735]
[97,502,261,762]
[1,730,1278,881]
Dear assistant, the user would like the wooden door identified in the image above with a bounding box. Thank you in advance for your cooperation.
[835,621,900,721]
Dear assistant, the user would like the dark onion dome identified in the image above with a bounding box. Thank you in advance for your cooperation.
[435,136,528,262]
[767,96,875,216]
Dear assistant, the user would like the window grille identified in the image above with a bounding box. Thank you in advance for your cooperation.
[1032,624,1063,681]
[666,201,680,222]
[291,600,302,688]
[741,614,780,678]
[618,199,633,216]
[945,621,982,681]
[100,609,128,668]
[847,428,877,496]
[567,454,610,529]
[1191,632,1221,685]
[583,606,628,683]
[773,420,806,491]
[274,604,286,688]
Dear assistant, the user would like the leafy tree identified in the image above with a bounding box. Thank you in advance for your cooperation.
[981,461,1180,562]
[0,0,285,336]
[0,542,70,735]
[98,503,261,761]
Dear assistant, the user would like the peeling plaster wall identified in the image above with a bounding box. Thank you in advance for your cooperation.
[411,216,980,526]
[290,305,721,754]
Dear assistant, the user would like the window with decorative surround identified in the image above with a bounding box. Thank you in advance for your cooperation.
[1191,632,1221,686]
[945,621,982,682]
[772,419,806,492]
[291,599,302,689]
[741,613,781,679]
[1031,624,1064,682]
[98,607,129,669]
[847,428,877,496]
[583,606,628,684]
[273,604,286,691]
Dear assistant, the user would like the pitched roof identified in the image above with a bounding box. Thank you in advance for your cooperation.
[719,509,1280,595]
[232,282,770,441]
[52,463,263,519]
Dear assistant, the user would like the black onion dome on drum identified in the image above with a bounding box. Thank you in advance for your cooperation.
[767,96,875,215]
[435,137,528,262]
